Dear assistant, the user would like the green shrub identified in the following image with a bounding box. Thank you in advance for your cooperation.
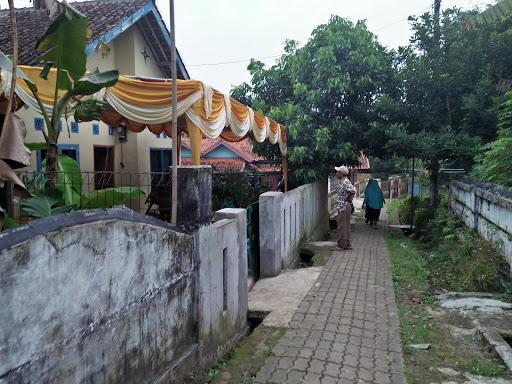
[394,193,510,292]
[212,171,270,210]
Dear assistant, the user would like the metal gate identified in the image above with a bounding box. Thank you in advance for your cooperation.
[246,202,260,279]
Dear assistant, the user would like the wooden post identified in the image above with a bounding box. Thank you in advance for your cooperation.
[169,0,178,224]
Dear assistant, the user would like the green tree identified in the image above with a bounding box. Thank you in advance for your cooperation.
[232,17,395,184]
[471,91,512,186]
[384,7,512,206]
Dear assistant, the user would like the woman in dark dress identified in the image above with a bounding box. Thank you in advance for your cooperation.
[363,179,385,226]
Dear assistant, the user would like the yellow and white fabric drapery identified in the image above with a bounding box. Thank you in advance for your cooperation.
[1,66,287,158]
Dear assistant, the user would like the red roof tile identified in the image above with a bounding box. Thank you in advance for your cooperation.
[181,137,264,162]
[0,0,149,65]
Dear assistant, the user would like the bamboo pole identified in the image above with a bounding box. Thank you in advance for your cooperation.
[169,0,178,224]
[3,0,17,120]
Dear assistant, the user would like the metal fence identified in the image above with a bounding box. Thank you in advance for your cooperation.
[10,171,172,224]
[5,168,282,226]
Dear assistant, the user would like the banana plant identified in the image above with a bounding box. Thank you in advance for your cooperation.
[21,155,145,218]
[476,0,512,25]
[20,2,119,185]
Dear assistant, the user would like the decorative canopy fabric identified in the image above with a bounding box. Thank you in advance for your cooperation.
[1,66,287,155]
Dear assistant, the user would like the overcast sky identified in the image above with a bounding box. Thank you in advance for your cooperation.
[1,0,494,93]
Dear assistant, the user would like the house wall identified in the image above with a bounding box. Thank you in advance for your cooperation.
[450,177,512,271]
[205,146,238,158]
[0,206,248,383]
[259,179,329,277]
[19,24,174,180]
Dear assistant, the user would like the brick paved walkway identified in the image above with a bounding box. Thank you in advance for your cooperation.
[254,223,405,384]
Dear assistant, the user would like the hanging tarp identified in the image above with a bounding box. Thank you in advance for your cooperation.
[1,65,287,155]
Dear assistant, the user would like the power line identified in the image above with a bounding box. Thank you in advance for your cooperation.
[188,3,437,67]
[373,2,434,32]
[188,55,281,67]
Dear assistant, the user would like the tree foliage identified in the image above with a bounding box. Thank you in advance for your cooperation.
[231,17,395,183]
[383,7,512,203]
[233,6,512,195]
[471,91,512,186]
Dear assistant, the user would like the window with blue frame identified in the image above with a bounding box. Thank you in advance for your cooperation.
[162,132,168,139]
[108,125,114,136]
[71,121,79,133]
[155,133,161,139]
[92,123,100,135]
[34,117,44,131]
[58,120,63,132]
[36,144,80,171]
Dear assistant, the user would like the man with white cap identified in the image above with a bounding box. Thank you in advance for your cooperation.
[330,165,356,250]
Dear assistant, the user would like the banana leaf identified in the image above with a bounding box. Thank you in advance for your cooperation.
[0,50,28,79]
[81,187,145,209]
[21,194,70,218]
[25,142,47,151]
[72,69,119,96]
[475,0,512,25]
[35,2,87,82]
[42,154,82,206]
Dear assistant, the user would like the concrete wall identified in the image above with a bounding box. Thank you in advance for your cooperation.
[451,177,512,270]
[259,179,329,277]
[197,209,248,366]
[0,207,248,383]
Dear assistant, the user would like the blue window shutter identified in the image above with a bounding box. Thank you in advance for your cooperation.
[92,123,100,135]
[108,126,114,136]
[34,117,44,131]
[162,132,168,139]
[155,133,161,139]
[58,120,63,132]
[71,121,79,133]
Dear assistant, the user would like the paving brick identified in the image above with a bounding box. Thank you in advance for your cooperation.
[313,348,329,361]
[278,356,295,370]
[308,358,325,374]
[320,375,339,384]
[324,362,341,378]
[253,223,405,383]
[286,369,305,383]
[303,372,322,383]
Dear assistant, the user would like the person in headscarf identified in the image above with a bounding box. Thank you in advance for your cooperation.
[363,179,385,227]
[329,165,356,250]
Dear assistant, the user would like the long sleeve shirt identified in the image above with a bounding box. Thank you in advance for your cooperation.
[335,177,356,212]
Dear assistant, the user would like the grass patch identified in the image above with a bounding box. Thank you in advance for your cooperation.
[386,198,405,224]
[458,358,508,377]
[386,231,511,383]
[200,325,285,384]
[390,195,510,293]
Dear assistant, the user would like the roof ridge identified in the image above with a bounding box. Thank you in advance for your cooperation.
[0,0,150,12]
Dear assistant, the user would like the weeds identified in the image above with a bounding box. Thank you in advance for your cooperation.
[503,282,512,303]
[387,231,511,383]
[458,358,508,377]
[393,195,510,293]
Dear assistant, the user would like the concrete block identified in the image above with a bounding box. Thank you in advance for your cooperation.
[175,165,212,226]
[259,192,283,277]
[196,217,246,368]
[213,208,248,329]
